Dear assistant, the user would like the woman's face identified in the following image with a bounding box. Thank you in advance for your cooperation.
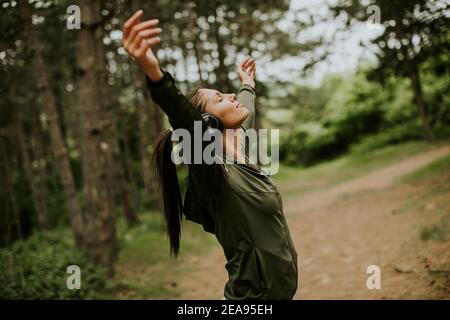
[198,89,249,129]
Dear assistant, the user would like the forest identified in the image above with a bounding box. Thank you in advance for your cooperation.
[0,0,449,299]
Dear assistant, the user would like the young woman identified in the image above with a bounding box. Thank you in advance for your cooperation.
[123,10,298,300]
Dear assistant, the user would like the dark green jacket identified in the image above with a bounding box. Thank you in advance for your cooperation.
[146,69,298,300]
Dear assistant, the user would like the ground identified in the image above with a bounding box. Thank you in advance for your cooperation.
[114,141,450,299]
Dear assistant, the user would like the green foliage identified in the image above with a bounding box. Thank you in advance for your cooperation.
[112,212,216,299]
[420,215,450,241]
[0,230,107,299]
[402,153,450,183]
[279,62,449,165]
[280,123,340,165]
[280,72,387,165]
[350,121,423,154]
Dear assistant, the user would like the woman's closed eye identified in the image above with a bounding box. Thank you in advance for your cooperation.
[215,92,223,102]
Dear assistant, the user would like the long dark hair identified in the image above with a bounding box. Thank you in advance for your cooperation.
[152,89,204,257]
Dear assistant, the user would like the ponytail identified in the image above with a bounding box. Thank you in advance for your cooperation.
[152,128,183,257]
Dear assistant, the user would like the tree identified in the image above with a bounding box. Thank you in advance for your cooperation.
[20,1,85,246]
[330,0,450,141]
[76,0,118,274]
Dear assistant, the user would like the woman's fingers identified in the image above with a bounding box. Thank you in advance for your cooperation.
[237,57,256,82]
[123,10,143,40]
[129,28,162,52]
[244,60,256,75]
[130,29,161,54]
[135,37,161,58]
[243,60,255,75]
[124,19,160,48]
[241,57,251,69]
[248,61,256,71]
[138,28,162,38]
[242,57,253,69]
[125,19,159,48]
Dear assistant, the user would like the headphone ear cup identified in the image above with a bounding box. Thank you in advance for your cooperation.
[201,113,224,132]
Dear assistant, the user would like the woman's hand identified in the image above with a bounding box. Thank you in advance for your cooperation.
[236,57,256,88]
[123,10,163,82]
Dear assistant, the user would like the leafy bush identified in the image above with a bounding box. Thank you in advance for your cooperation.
[0,230,107,299]
[280,123,342,165]
[280,72,389,165]
[350,122,423,154]
[278,66,448,165]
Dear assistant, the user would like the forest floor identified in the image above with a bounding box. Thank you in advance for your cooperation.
[113,141,450,299]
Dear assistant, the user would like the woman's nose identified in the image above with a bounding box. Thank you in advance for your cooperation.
[229,94,236,101]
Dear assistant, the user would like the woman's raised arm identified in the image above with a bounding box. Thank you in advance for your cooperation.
[123,10,202,130]
[236,58,257,130]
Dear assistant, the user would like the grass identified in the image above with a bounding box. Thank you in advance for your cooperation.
[371,148,449,242]
[421,218,450,241]
[401,153,450,183]
[111,212,217,299]
[400,154,450,242]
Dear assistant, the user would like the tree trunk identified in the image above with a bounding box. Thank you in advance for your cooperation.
[408,63,434,141]
[14,109,50,231]
[213,15,233,92]
[193,40,206,86]
[116,105,139,227]
[133,68,153,197]
[106,86,139,227]
[118,70,140,210]
[31,106,51,223]
[20,2,85,247]
[0,129,22,245]
[136,0,164,211]
[122,124,139,208]
[145,92,164,211]
[76,0,118,274]
[186,2,206,86]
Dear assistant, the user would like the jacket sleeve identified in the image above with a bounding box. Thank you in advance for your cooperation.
[237,84,256,130]
[146,68,226,197]
[145,68,203,130]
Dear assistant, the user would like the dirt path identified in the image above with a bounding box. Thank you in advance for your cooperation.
[177,145,450,299]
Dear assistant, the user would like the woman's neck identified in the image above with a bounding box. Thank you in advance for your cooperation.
[222,128,245,163]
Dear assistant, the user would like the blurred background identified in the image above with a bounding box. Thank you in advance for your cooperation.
[0,0,449,299]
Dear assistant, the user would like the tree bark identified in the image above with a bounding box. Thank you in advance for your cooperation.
[137,0,164,211]
[31,103,51,222]
[213,15,233,92]
[14,109,50,231]
[106,80,138,227]
[20,2,85,247]
[144,91,164,211]
[186,2,206,87]
[133,68,154,198]
[122,123,139,208]
[0,129,22,245]
[76,0,118,274]
[408,63,434,141]
[116,105,139,227]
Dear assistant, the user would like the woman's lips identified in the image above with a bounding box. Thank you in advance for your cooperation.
[235,102,242,109]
